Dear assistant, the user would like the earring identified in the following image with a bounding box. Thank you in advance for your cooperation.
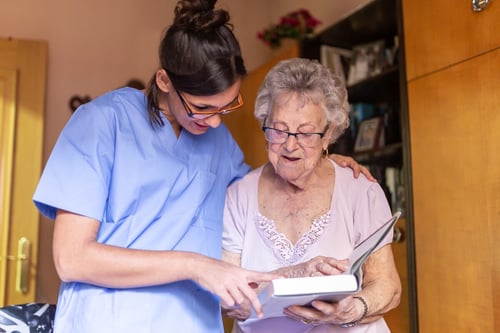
[321,147,329,157]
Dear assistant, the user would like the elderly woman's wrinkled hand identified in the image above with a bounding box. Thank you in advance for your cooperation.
[222,300,252,321]
[283,294,366,327]
[299,256,349,277]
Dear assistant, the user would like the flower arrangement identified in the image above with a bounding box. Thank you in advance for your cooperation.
[257,9,322,48]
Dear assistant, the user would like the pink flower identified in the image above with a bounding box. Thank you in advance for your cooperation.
[257,8,322,48]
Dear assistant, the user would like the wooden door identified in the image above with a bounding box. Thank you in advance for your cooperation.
[402,0,500,80]
[407,47,500,332]
[0,38,47,305]
[0,67,18,304]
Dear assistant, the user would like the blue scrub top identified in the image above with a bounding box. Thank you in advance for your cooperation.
[33,88,250,333]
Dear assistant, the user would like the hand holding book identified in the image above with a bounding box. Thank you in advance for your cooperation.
[249,212,402,320]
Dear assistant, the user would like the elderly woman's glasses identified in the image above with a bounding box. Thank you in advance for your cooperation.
[262,125,329,147]
[176,90,244,119]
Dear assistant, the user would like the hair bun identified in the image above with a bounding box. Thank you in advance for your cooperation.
[173,0,230,32]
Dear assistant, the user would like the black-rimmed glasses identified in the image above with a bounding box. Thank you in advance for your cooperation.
[176,90,244,119]
[262,125,329,147]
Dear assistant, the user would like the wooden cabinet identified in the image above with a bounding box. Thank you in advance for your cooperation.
[403,0,500,331]
[299,1,417,332]
[223,42,299,169]
[300,0,404,173]
[403,0,500,80]
[408,47,500,333]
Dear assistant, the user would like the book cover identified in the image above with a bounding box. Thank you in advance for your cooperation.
[251,212,402,320]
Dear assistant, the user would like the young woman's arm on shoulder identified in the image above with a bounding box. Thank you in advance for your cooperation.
[329,154,376,181]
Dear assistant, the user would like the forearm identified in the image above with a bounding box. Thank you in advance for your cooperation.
[356,277,401,323]
[55,241,206,288]
[54,209,210,288]
[355,247,402,322]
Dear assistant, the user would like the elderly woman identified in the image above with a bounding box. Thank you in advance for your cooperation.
[222,58,401,333]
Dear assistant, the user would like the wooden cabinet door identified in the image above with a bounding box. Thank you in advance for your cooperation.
[407,47,500,332]
[402,0,500,80]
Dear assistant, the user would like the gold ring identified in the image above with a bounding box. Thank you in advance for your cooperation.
[301,319,311,324]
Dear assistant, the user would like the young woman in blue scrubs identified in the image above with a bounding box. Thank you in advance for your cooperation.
[33,1,372,332]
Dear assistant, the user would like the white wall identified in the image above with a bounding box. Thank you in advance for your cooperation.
[1,0,371,158]
[0,0,371,303]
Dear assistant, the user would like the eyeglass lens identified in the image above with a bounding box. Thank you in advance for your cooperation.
[263,127,325,147]
[178,91,243,118]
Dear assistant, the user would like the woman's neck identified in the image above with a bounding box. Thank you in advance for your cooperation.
[266,158,332,193]
[160,110,182,138]
[158,93,182,138]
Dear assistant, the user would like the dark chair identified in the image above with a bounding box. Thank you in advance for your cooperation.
[0,303,56,333]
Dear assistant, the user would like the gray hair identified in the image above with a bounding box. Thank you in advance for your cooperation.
[254,58,350,144]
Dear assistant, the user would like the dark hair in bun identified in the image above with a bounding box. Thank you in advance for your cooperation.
[172,0,227,32]
[147,0,246,125]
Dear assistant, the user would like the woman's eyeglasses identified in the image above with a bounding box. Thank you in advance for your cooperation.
[176,90,244,119]
[262,125,329,147]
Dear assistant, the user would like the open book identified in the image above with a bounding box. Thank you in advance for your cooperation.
[250,211,402,320]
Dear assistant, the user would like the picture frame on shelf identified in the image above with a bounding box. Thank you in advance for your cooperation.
[354,117,384,152]
[347,40,386,86]
[320,45,352,85]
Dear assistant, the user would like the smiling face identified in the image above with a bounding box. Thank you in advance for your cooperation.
[155,69,242,136]
[174,80,242,135]
[171,80,242,135]
[266,93,331,186]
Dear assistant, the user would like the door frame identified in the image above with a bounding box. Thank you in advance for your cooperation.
[0,67,18,304]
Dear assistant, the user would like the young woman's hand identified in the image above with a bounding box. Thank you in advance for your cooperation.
[192,255,279,318]
[329,154,376,181]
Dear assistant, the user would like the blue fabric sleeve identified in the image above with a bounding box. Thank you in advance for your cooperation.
[33,102,115,221]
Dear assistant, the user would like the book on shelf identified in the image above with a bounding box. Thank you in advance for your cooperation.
[250,211,402,320]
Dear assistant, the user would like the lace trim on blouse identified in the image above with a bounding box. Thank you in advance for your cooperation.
[255,211,331,265]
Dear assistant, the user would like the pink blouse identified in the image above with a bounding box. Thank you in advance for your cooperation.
[223,160,394,333]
